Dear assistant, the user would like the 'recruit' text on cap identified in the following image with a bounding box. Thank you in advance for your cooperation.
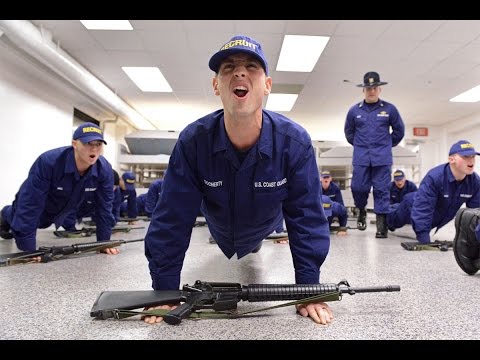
[321,170,331,178]
[122,171,136,191]
[393,170,405,181]
[449,140,480,156]
[209,35,268,75]
[321,195,333,217]
[73,122,107,145]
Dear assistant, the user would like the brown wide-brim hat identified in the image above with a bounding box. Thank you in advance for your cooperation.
[357,71,388,87]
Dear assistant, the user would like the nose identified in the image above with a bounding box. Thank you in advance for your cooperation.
[233,65,247,77]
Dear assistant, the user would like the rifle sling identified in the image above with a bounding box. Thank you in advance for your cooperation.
[110,291,341,320]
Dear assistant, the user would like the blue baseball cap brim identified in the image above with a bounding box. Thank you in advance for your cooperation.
[209,35,268,75]
[77,134,107,145]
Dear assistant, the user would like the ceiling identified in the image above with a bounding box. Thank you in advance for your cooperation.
[29,20,480,140]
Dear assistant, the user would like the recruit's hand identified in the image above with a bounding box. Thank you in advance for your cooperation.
[273,237,289,244]
[296,302,334,325]
[100,247,120,255]
[142,304,178,324]
[128,221,138,225]
[336,230,347,236]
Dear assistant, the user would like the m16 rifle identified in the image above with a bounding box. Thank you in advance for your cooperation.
[401,240,453,251]
[90,279,400,325]
[0,238,143,266]
[53,226,144,238]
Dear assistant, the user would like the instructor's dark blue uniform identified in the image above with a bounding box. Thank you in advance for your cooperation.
[344,100,405,214]
[145,110,330,290]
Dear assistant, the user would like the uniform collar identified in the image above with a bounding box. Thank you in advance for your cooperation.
[358,99,384,108]
[65,147,98,179]
[212,110,273,158]
[446,163,465,183]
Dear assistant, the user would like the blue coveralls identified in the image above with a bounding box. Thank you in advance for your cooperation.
[113,188,137,221]
[344,99,405,214]
[145,109,330,290]
[321,195,347,227]
[389,180,418,204]
[144,179,163,216]
[1,146,115,251]
[322,182,344,206]
[387,163,480,243]
[121,193,147,217]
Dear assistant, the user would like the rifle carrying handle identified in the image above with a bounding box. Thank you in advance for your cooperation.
[163,303,194,325]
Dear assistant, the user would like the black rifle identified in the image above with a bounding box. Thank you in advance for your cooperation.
[401,240,453,252]
[0,238,143,266]
[53,226,144,238]
[118,216,151,222]
[90,279,400,325]
[83,217,150,226]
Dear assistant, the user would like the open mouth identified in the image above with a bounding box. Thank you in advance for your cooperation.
[234,86,248,98]
[89,155,96,159]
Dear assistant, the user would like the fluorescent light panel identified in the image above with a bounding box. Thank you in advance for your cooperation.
[276,35,330,72]
[450,84,480,102]
[122,67,173,92]
[265,94,298,112]
[80,20,133,30]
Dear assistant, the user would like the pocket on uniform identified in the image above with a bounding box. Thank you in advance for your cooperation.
[253,188,288,223]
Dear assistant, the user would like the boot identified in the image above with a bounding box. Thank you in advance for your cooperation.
[375,214,388,238]
[357,208,367,231]
[251,242,262,253]
[453,208,480,275]
[0,211,13,240]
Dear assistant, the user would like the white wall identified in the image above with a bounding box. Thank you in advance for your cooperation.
[0,40,123,206]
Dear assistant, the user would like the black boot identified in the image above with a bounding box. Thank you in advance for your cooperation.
[375,214,388,238]
[357,208,367,231]
[251,242,262,253]
[0,211,14,240]
[453,208,480,275]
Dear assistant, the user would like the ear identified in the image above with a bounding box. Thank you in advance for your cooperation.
[212,77,220,96]
[72,140,77,149]
[264,76,272,96]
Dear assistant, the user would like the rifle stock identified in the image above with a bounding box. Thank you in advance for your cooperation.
[0,238,143,266]
[90,280,400,324]
[91,290,183,320]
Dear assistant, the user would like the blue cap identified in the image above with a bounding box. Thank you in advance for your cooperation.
[209,35,268,75]
[393,170,405,181]
[73,122,106,145]
[449,140,480,156]
[321,195,333,217]
[122,171,136,191]
[321,170,331,178]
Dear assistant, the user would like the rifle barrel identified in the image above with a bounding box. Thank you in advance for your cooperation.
[243,283,400,301]
[344,285,401,293]
[70,238,144,252]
